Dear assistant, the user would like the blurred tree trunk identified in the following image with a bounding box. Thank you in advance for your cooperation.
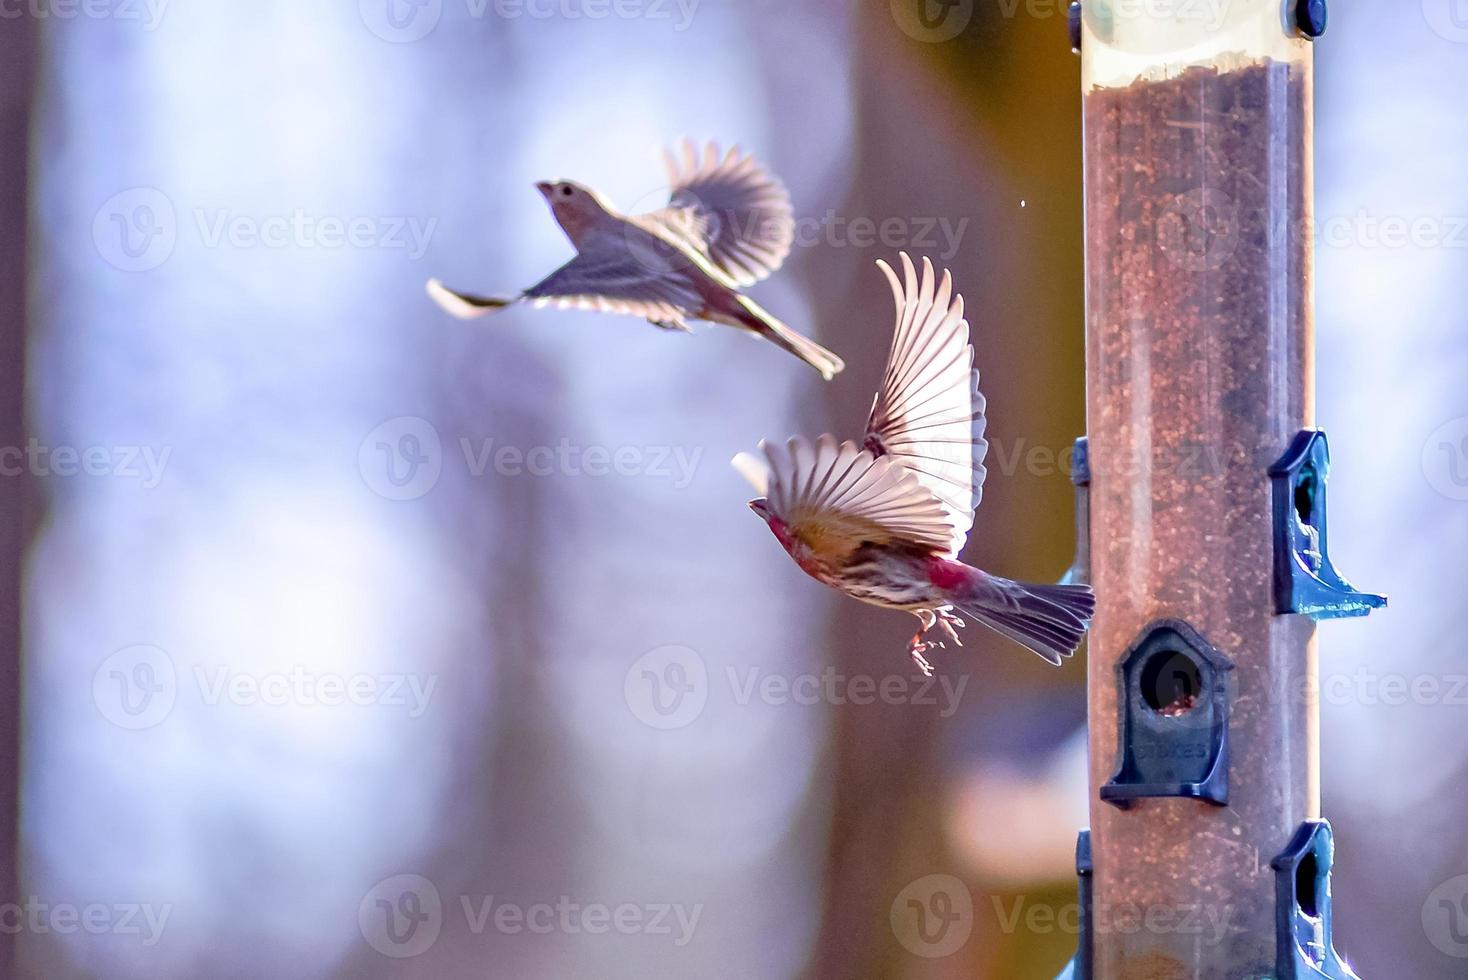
[810,6,1086,977]
[0,15,37,980]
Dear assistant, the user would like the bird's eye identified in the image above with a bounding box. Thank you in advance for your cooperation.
[560,186,573,197]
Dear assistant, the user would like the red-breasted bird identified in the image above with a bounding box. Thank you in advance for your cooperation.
[733,254,1094,674]
[426,140,844,380]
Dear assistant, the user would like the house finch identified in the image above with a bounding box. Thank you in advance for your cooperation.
[427,140,845,380]
[733,254,1094,674]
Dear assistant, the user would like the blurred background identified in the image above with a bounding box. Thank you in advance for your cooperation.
[0,1,1465,977]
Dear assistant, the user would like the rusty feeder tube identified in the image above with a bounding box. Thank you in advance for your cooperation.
[1056,2,1383,978]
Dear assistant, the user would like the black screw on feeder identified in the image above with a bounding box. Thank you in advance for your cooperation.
[1295,0,1328,39]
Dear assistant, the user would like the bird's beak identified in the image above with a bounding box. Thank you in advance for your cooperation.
[747,498,769,520]
[535,181,554,198]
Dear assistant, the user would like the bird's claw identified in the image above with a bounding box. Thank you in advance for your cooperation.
[935,610,965,647]
[908,634,939,677]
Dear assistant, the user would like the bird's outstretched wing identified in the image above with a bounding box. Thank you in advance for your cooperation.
[733,434,959,559]
[863,253,988,556]
[426,279,514,319]
[519,247,703,325]
[638,140,795,288]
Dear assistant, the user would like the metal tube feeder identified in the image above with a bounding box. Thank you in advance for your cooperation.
[1057,2,1382,976]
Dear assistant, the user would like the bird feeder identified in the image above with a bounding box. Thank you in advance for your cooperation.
[1058,1,1381,976]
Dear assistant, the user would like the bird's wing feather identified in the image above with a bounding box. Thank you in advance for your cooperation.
[426,279,514,319]
[733,434,958,556]
[522,247,702,324]
[637,139,795,288]
[863,253,988,555]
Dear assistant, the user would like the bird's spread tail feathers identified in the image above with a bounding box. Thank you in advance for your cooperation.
[732,295,845,380]
[427,278,516,319]
[946,571,1095,665]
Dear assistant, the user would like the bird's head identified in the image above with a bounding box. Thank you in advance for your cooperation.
[536,179,610,244]
[747,497,797,552]
[747,497,773,522]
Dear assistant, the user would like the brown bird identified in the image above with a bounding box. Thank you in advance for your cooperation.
[427,140,844,379]
[734,254,1094,673]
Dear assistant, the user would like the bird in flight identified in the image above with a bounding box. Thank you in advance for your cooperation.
[733,254,1094,674]
[427,140,845,380]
